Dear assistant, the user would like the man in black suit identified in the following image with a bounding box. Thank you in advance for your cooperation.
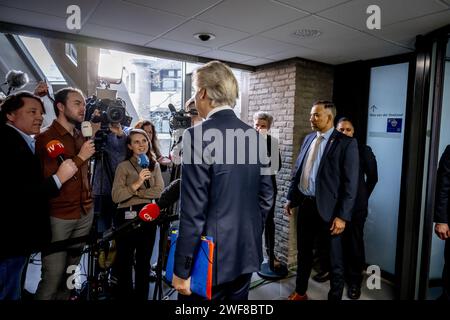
[0,92,77,300]
[337,117,378,299]
[172,61,273,300]
[285,101,359,300]
[434,145,450,300]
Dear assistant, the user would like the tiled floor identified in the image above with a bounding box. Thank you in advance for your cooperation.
[25,252,395,300]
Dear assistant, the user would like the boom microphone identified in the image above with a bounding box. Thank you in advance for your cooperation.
[46,140,65,164]
[156,178,180,210]
[5,70,29,95]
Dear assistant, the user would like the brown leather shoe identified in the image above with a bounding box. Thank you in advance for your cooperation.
[288,292,308,300]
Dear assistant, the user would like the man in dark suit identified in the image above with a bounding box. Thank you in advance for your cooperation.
[337,117,378,299]
[284,101,359,300]
[434,145,450,300]
[0,92,77,300]
[172,61,274,300]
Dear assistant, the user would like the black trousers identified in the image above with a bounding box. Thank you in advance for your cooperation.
[343,211,367,287]
[443,238,450,299]
[296,197,345,300]
[178,273,252,301]
[114,205,157,300]
[264,199,276,269]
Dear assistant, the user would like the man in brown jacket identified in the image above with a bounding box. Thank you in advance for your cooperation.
[35,87,95,300]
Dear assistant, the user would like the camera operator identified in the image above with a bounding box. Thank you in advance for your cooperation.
[34,87,95,300]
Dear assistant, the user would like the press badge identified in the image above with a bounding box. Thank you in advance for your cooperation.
[125,210,137,220]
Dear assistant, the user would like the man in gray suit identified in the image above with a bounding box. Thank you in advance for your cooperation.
[172,61,273,300]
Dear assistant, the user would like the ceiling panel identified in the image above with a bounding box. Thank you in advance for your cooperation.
[374,10,450,48]
[274,0,352,13]
[319,0,449,31]
[196,0,308,33]
[87,0,185,36]
[147,38,210,55]
[0,6,72,33]
[241,57,275,66]
[124,0,222,17]
[80,23,156,46]
[0,0,101,18]
[261,15,367,49]
[163,19,250,49]
[198,49,256,63]
[221,36,301,57]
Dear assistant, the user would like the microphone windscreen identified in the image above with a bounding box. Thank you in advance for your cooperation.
[139,203,160,222]
[6,70,29,89]
[81,121,93,138]
[137,153,149,168]
[46,140,65,158]
[157,179,180,209]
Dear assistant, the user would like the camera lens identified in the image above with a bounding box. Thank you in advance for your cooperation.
[107,106,125,123]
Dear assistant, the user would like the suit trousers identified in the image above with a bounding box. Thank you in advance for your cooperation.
[178,273,253,301]
[264,200,276,269]
[442,238,450,299]
[343,211,367,287]
[296,197,345,300]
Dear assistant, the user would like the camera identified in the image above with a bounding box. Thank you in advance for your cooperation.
[168,103,195,132]
[85,96,132,128]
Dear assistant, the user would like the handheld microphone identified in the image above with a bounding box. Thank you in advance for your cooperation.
[5,70,29,95]
[81,121,93,139]
[139,203,160,222]
[46,140,65,164]
[137,154,150,188]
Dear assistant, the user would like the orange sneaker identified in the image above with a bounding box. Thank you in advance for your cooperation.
[287,292,308,300]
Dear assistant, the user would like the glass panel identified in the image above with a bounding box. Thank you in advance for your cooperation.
[365,62,409,274]
[19,36,66,84]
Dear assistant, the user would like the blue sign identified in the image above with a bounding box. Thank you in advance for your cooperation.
[387,118,402,133]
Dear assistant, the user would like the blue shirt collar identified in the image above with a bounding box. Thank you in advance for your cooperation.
[6,123,36,153]
[316,126,334,141]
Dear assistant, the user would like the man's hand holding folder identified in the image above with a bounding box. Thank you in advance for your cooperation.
[172,274,192,296]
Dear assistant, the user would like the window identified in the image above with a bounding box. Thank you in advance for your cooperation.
[19,36,66,84]
[130,73,135,94]
[65,43,77,66]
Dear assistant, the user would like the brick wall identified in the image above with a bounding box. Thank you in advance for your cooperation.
[247,59,334,267]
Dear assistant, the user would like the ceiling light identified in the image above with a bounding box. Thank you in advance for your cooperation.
[194,33,216,42]
[292,29,322,38]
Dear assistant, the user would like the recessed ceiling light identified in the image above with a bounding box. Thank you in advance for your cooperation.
[292,29,322,38]
[194,33,216,42]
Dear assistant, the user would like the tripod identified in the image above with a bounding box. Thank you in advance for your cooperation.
[152,164,181,300]
[81,133,116,300]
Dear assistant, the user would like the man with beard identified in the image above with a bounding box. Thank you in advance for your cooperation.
[35,88,96,300]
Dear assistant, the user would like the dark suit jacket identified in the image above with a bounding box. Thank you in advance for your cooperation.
[435,145,450,224]
[353,144,378,216]
[0,125,59,258]
[287,129,359,222]
[174,109,274,285]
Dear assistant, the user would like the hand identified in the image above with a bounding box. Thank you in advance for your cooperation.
[284,201,293,216]
[138,168,152,185]
[77,139,95,161]
[330,217,346,235]
[109,123,124,136]
[435,223,450,240]
[172,274,192,296]
[55,159,78,184]
[34,81,48,97]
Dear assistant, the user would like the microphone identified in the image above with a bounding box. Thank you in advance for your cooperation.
[156,178,180,210]
[137,153,150,188]
[5,70,29,95]
[139,203,160,222]
[81,121,93,139]
[46,140,65,164]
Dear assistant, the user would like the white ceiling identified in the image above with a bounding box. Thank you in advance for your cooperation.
[0,0,449,66]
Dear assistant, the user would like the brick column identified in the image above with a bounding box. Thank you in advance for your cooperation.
[247,59,333,267]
